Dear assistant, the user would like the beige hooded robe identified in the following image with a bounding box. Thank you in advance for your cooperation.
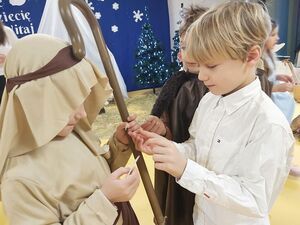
[0,34,132,225]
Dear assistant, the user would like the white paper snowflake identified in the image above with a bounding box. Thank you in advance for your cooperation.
[111,25,118,33]
[9,0,27,6]
[95,12,101,19]
[112,2,119,10]
[133,10,143,22]
[85,0,94,11]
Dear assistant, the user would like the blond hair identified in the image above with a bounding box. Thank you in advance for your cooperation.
[186,1,271,63]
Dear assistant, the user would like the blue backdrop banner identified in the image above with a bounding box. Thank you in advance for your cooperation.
[0,0,171,91]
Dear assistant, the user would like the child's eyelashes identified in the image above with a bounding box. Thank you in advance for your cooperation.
[206,64,218,69]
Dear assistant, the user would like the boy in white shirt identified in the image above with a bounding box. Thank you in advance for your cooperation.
[130,1,294,225]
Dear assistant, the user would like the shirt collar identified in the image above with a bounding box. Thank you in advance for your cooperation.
[215,78,261,115]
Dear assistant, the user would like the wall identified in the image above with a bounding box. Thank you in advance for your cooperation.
[0,0,171,91]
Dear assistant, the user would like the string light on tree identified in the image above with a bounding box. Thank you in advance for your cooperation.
[169,3,184,74]
[134,7,169,91]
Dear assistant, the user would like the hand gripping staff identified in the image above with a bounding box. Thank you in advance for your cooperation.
[58,0,166,224]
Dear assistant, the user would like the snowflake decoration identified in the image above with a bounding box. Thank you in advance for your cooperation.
[111,25,118,33]
[112,2,119,10]
[85,0,94,11]
[133,10,144,22]
[95,12,101,20]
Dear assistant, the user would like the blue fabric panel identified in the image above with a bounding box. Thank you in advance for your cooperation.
[0,0,171,91]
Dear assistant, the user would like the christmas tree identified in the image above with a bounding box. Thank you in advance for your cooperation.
[169,30,182,74]
[169,3,184,74]
[134,7,170,90]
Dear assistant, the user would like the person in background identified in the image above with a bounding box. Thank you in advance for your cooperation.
[0,21,18,104]
[141,5,208,225]
[289,115,300,176]
[262,19,295,123]
[0,34,140,225]
[131,2,294,224]
[262,19,300,177]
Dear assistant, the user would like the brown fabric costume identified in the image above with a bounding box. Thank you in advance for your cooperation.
[0,34,138,225]
[152,71,208,225]
[256,58,273,97]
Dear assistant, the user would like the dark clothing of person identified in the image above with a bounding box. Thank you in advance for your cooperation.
[0,76,6,104]
[152,70,208,225]
[256,68,273,97]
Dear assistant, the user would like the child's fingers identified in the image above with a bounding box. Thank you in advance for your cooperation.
[111,167,130,179]
[142,116,160,130]
[124,167,140,185]
[128,131,142,141]
[152,146,171,155]
[151,124,164,135]
[126,123,140,132]
[141,121,155,131]
[128,132,151,153]
[141,122,151,130]
[117,122,126,130]
[152,153,169,163]
[139,129,161,139]
[127,114,137,122]
[144,136,170,147]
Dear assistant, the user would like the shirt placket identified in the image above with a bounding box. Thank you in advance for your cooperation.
[201,100,226,167]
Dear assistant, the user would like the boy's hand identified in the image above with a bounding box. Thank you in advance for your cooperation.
[115,114,140,145]
[101,167,140,203]
[128,129,153,154]
[276,74,293,83]
[0,54,6,64]
[129,129,187,178]
[272,82,294,92]
[141,115,166,136]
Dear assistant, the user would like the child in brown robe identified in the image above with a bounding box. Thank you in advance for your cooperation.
[0,34,140,225]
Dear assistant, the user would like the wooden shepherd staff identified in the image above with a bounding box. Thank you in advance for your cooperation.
[58,0,166,224]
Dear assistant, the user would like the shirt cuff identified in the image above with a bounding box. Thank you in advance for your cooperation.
[85,189,118,224]
[177,159,207,194]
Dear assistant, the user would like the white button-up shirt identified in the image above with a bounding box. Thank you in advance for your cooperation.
[176,78,294,225]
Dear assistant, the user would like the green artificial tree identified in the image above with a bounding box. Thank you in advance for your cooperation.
[134,7,170,93]
[169,3,184,74]
[169,29,182,74]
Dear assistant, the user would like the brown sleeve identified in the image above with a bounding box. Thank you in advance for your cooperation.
[256,68,273,97]
[160,111,173,140]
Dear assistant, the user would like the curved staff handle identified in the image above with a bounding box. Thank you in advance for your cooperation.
[58,0,166,224]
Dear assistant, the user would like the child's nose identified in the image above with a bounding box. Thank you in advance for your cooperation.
[198,70,208,81]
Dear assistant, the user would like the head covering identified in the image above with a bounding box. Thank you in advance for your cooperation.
[0,34,112,181]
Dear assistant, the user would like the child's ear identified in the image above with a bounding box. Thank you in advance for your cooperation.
[246,45,261,65]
